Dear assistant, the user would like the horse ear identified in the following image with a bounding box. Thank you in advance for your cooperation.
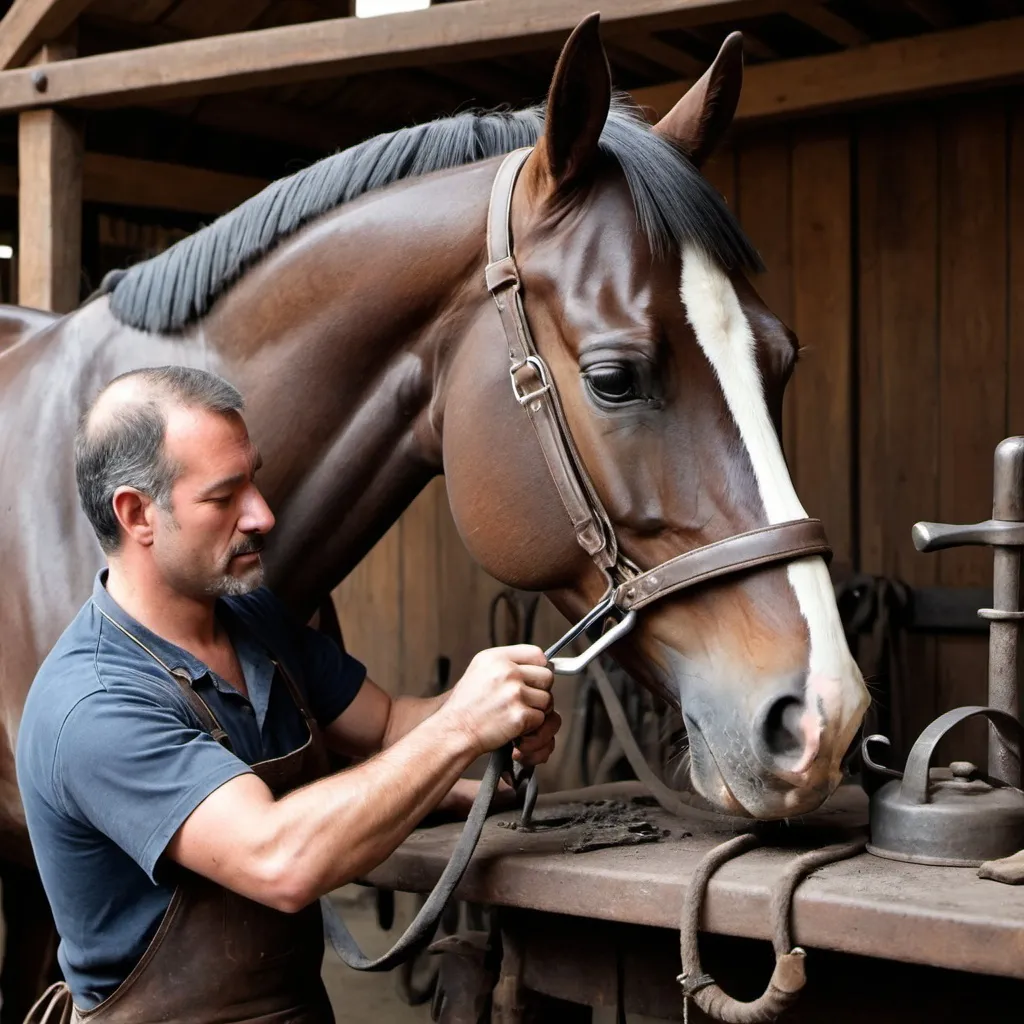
[653,31,743,166]
[538,13,611,191]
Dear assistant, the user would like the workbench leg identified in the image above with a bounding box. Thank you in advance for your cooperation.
[492,918,592,1023]
[491,923,525,1024]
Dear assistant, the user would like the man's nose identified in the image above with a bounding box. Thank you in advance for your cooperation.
[239,485,275,533]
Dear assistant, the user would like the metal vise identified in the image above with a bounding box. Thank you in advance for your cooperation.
[912,436,1024,787]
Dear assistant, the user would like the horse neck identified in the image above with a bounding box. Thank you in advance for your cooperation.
[207,161,499,616]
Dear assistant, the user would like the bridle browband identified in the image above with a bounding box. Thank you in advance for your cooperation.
[485,148,831,673]
[321,148,833,972]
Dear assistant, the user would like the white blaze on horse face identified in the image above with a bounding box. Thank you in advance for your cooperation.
[679,246,864,730]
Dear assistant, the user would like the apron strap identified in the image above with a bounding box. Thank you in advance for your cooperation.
[168,669,234,752]
[271,659,332,775]
[95,606,234,752]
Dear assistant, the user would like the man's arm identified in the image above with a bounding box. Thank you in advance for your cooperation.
[321,682,445,760]
[165,645,553,912]
[323,674,562,771]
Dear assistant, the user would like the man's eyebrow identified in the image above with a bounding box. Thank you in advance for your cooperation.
[197,446,263,498]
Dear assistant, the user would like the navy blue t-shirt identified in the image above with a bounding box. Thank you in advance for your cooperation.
[16,571,365,1009]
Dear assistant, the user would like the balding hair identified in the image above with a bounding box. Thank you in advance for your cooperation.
[75,366,243,553]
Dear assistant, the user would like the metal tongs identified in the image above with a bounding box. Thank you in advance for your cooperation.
[514,594,637,825]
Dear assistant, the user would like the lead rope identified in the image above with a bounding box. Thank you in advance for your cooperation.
[679,835,866,1023]
[577,654,868,1023]
[23,983,72,1024]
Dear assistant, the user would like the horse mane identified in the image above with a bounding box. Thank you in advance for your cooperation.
[103,96,763,334]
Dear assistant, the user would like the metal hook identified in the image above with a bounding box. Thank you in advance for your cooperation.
[861,734,904,779]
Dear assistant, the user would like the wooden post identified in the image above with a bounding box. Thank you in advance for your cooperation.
[17,34,81,312]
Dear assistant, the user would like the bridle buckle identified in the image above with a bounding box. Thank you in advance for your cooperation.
[510,355,552,407]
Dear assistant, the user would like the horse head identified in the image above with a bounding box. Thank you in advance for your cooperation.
[442,17,869,820]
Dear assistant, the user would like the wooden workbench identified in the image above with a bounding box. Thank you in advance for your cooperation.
[364,782,1024,1021]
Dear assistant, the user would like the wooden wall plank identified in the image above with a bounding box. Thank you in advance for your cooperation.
[701,146,736,209]
[333,519,402,694]
[857,105,941,753]
[735,133,795,459]
[788,126,854,568]
[936,95,1009,763]
[436,476,483,687]
[399,477,442,695]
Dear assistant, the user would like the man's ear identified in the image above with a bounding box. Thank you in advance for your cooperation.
[112,487,155,547]
[653,31,743,167]
[535,13,612,193]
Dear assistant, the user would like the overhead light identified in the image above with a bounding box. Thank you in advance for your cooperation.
[0,245,13,260]
[356,0,430,16]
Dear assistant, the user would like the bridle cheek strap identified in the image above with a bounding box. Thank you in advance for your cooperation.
[486,148,616,568]
[484,148,833,667]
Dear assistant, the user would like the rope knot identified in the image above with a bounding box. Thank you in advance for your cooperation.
[678,970,716,997]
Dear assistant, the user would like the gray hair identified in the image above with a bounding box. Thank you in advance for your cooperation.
[75,366,244,553]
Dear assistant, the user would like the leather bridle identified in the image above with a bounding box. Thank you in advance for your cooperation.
[322,148,833,973]
[485,148,831,676]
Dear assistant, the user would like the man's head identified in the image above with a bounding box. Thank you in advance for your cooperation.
[75,366,275,599]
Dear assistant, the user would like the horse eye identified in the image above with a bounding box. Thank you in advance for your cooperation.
[585,364,641,403]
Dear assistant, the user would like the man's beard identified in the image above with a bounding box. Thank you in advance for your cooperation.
[205,536,265,597]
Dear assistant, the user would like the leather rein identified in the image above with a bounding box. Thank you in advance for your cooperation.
[321,148,831,972]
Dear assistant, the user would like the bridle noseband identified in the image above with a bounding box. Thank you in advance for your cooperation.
[484,149,832,674]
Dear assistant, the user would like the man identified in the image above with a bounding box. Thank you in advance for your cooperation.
[17,366,559,1023]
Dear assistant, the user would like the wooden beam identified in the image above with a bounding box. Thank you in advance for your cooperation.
[0,1,825,111]
[188,94,349,151]
[902,0,958,30]
[18,106,81,310]
[18,34,81,312]
[82,153,267,214]
[0,153,269,214]
[426,60,541,106]
[0,0,92,69]
[790,3,868,47]
[634,16,1024,122]
[615,34,705,77]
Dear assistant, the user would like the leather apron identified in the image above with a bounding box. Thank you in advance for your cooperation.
[27,617,336,1024]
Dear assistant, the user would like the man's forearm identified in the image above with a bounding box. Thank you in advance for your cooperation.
[381,691,448,749]
[256,709,476,909]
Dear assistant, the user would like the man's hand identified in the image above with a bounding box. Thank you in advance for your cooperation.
[513,707,561,766]
[439,644,555,756]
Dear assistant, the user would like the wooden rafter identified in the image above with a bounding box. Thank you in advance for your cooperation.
[188,94,348,151]
[0,153,268,213]
[426,60,539,106]
[606,42,673,83]
[901,0,959,29]
[614,34,704,77]
[0,1,829,111]
[82,152,267,213]
[0,0,93,69]
[634,16,1024,122]
[790,3,868,47]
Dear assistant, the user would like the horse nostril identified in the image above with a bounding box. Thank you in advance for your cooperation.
[762,695,805,759]
[752,691,817,775]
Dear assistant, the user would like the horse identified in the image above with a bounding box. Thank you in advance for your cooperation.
[0,16,868,1021]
